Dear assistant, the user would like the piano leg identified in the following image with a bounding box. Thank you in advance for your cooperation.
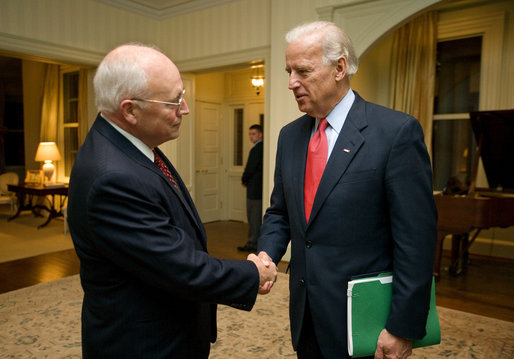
[449,233,469,275]
[433,231,448,281]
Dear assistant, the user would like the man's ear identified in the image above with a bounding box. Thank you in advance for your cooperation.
[335,56,347,82]
[120,99,138,125]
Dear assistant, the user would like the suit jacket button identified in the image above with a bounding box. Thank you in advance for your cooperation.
[305,241,312,248]
[300,279,305,286]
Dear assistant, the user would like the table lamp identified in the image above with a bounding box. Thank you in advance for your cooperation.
[35,142,61,183]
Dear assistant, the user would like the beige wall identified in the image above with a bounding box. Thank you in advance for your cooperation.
[351,33,394,106]
[195,73,225,104]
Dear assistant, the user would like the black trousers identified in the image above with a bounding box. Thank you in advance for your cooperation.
[297,299,324,359]
[245,198,262,247]
[296,299,374,359]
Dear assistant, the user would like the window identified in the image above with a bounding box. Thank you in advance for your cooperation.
[61,69,80,178]
[0,57,24,173]
[432,37,482,191]
[233,108,243,166]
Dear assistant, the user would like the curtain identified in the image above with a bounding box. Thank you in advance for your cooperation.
[78,68,89,144]
[389,12,438,154]
[39,64,59,142]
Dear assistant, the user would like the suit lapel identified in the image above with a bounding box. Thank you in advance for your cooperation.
[292,116,315,228]
[95,117,207,248]
[154,147,207,243]
[307,94,368,226]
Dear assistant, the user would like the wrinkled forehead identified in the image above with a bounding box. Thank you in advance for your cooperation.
[287,34,323,58]
[286,43,324,71]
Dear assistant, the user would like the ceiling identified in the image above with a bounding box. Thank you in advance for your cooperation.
[96,0,233,18]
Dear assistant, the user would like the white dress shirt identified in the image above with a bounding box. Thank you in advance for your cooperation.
[102,114,155,162]
[311,88,355,162]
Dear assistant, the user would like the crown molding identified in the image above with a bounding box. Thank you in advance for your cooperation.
[0,32,103,66]
[94,0,237,19]
[175,46,269,73]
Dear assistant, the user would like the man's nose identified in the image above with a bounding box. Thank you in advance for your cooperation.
[179,98,190,115]
[288,75,300,90]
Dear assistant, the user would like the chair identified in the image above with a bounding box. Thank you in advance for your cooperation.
[0,172,20,216]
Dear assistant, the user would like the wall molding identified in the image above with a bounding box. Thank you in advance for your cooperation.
[0,32,103,66]
[317,0,442,57]
[443,235,514,260]
[93,0,237,19]
[175,46,270,73]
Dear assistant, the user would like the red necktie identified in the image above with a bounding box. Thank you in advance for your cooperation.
[153,150,180,190]
[304,118,328,222]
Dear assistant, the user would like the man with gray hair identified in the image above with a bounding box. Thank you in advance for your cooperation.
[258,21,437,358]
[68,43,276,358]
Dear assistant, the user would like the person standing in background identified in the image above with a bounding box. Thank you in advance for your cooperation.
[238,124,263,252]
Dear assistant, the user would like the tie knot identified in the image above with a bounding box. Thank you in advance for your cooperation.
[318,118,328,132]
[153,149,180,190]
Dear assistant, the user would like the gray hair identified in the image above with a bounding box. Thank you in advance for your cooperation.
[285,21,359,78]
[94,43,160,114]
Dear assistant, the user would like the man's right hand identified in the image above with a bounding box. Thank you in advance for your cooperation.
[247,253,277,295]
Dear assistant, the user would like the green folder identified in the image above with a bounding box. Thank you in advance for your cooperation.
[347,272,441,358]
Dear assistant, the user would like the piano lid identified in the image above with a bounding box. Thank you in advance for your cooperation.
[470,110,514,191]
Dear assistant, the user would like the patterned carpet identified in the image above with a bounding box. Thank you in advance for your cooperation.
[0,273,513,358]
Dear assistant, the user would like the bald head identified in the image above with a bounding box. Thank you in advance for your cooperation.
[94,44,180,115]
[93,43,188,148]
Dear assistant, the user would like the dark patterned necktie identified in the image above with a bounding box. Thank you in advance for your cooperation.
[153,150,180,190]
[304,118,328,222]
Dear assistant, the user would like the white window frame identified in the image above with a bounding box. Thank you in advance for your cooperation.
[56,65,80,182]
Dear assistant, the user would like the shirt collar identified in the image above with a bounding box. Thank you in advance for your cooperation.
[317,88,355,133]
[101,113,154,161]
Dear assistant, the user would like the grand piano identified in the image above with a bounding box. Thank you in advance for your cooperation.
[433,109,514,279]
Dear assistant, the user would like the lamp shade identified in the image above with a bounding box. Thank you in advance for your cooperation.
[35,142,61,162]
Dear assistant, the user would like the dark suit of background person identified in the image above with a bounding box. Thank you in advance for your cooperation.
[68,44,276,359]
[238,125,263,252]
[258,22,437,359]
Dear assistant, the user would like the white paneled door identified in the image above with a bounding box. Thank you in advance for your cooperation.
[195,102,222,223]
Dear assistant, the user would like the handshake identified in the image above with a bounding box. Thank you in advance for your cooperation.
[247,251,278,295]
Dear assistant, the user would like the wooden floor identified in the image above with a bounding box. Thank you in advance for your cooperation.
[0,220,513,322]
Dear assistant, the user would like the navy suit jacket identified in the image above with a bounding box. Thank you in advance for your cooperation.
[242,141,263,199]
[68,114,259,358]
[259,93,437,358]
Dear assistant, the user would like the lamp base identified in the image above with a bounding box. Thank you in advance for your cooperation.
[42,162,55,183]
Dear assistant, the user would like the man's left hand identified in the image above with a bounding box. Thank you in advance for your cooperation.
[374,328,412,359]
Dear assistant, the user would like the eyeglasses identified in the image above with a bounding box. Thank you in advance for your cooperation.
[132,88,186,107]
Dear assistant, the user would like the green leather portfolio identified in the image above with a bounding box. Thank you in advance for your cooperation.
[347,273,441,358]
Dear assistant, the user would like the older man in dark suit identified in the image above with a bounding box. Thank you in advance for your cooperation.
[68,44,276,358]
[258,21,437,359]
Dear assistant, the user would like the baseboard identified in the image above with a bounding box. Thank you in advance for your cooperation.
[443,236,514,261]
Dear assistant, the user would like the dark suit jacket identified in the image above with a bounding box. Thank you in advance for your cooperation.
[259,93,437,358]
[68,114,259,358]
[242,141,263,199]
